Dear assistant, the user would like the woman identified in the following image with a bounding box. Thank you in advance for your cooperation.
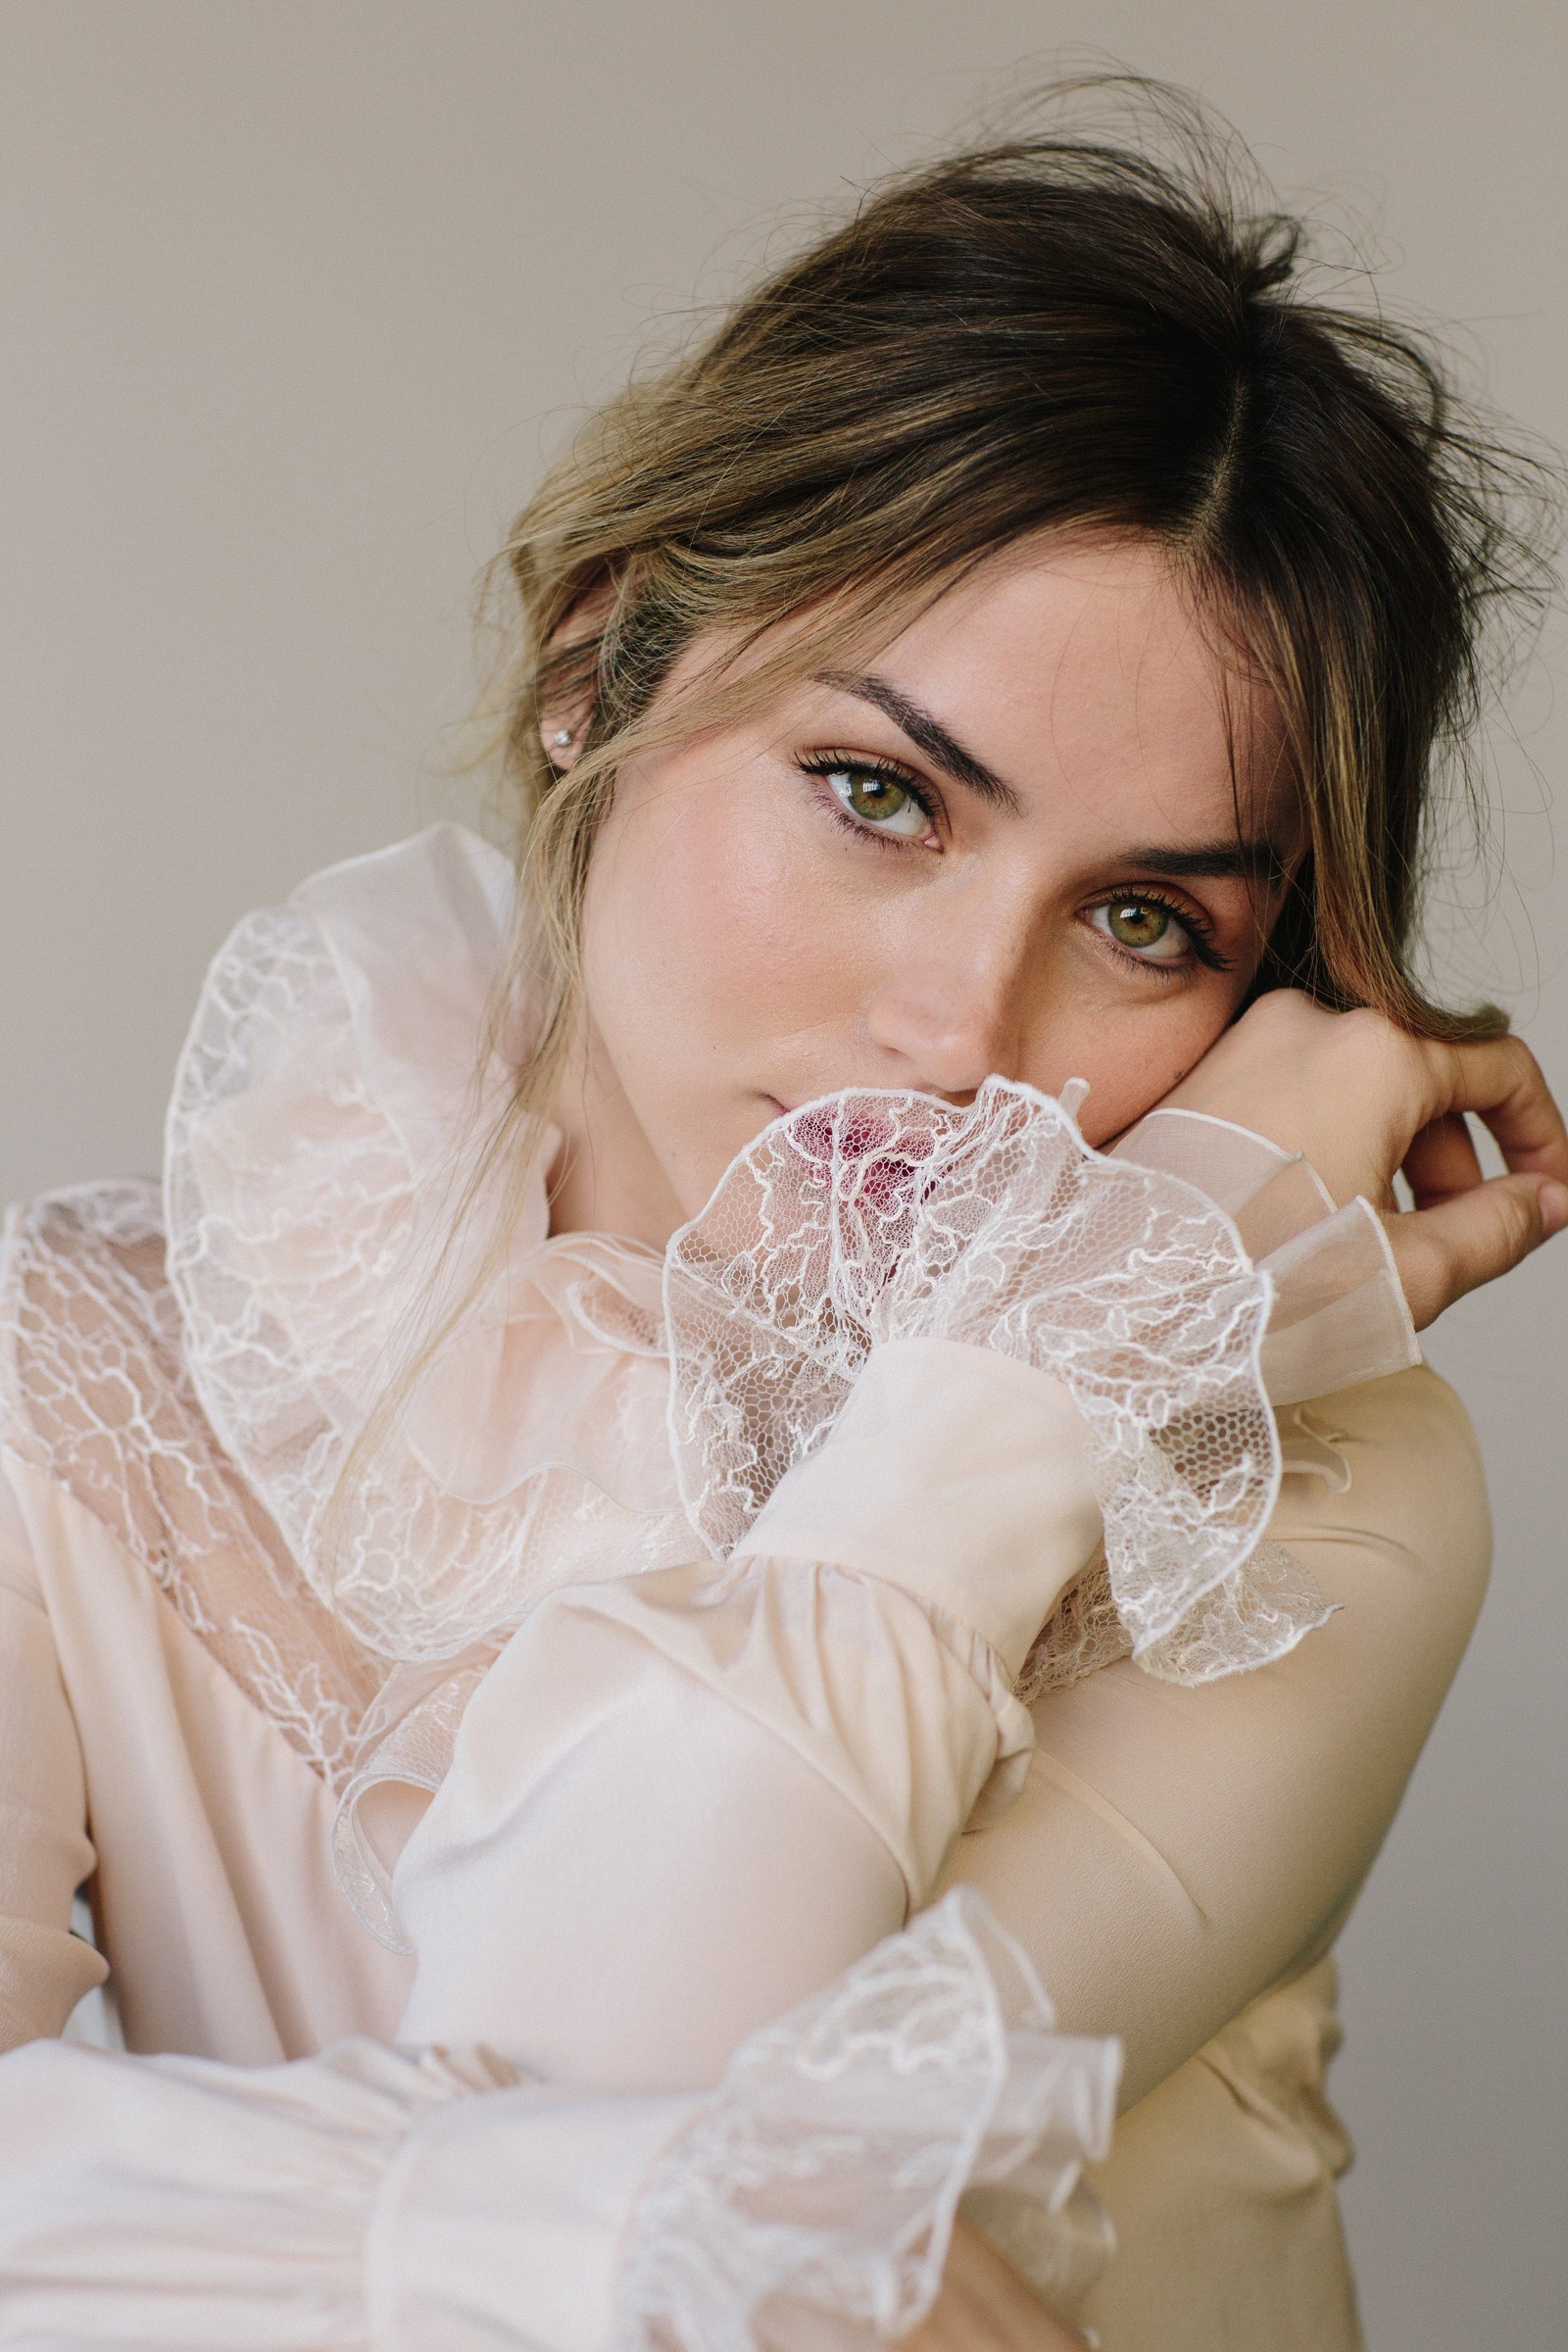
[0,94,1562,2350]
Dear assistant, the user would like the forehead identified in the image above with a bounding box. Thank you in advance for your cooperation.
[862,535,1293,842]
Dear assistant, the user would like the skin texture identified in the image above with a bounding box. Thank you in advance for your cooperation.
[553,538,1299,1241]
[549,535,1568,1317]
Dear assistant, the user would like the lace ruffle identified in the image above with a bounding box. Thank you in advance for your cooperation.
[664,1080,1298,1677]
[0,825,1423,1794]
[616,1887,1120,2348]
[0,1891,1116,2350]
[1010,1103,1417,1694]
[162,829,697,1665]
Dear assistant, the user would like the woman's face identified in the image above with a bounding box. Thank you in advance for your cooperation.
[554,536,1299,1247]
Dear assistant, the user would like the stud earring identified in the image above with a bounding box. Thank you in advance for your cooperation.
[553,729,573,748]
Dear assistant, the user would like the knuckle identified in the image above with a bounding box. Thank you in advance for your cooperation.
[1245,988,1311,1036]
[1498,1184,1544,1256]
[1339,1004,1399,1060]
[1503,1034,1542,1090]
[1337,1005,1419,1095]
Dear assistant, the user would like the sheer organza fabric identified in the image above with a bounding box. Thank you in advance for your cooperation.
[0,826,1419,1886]
[166,827,1412,1686]
[0,825,1421,2346]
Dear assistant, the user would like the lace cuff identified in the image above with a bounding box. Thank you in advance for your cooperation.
[380,1892,1119,2349]
[667,1079,1284,1681]
[616,1888,1120,2349]
[1108,1107,1419,1407]
[730,1338,1102,1678]
[0,1895,1116,2351]
[1015,1106,1418,1697]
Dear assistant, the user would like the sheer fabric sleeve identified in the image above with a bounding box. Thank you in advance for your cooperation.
[944,1363,1491,2108]
[0,1344,1118,2348]
[0,1457,105,2049]
[0,1077,1472,2342]
[393,1336,1104,2083]
[0,1893,1115,2352]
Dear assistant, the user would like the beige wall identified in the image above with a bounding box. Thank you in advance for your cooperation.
[3,3,1564,2341]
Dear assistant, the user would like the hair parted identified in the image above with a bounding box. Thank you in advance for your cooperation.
[480,74,1555,1123]
[327,76,1559,1602]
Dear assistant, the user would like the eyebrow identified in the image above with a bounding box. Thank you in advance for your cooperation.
[817,667,1289,883]
[1115,839,1289,887]
[817,669,1023,813]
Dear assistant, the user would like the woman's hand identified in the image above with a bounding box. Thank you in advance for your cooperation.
[1157,991,1568,1329]
[901,2219,1091,2351]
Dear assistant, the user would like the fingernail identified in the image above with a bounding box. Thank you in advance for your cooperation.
[1540,1181,1568,1237]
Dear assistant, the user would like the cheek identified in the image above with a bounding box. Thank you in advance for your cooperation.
[1040,985,1245,1146]
[579,757,844,1091]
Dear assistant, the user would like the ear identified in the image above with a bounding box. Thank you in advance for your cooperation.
[538,574,618,770]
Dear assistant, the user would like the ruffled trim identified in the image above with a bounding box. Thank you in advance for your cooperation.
[0,1897,1115,2350]
[1072,1102,1417,1686]
[615,1887,1120,2348]
[664,1078,1291,1678]
[149,827,1418,1697]
[1109,1106,1419,1409]
[162,827,696,1664]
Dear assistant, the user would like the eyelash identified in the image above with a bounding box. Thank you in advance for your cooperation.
[1091,892,1232,976]
[796,750,943,849]
[796,748,1233,976]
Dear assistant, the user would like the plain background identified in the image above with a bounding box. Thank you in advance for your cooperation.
[2,4,1564,2344]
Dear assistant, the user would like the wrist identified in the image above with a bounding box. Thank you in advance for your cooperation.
[730,1336,1102,1679]
[368,2082,698,2352]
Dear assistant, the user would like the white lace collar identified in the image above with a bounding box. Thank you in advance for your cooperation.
[164,825,696,1663]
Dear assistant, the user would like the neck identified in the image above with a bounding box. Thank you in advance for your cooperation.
[546,1020,686,1252]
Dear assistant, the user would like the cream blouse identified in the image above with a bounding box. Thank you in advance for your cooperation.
[0,829,1489,2351]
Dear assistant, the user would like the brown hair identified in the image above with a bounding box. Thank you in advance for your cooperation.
[481,81,1554,1123]
[332,81,1558,1594]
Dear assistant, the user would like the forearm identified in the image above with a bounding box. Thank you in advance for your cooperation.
[394,1340,1102,2086]
[0,2028,695,2349]
[945,1363,1490,2107]
[0,1895,1115,2350]
[394,1567,916,2087]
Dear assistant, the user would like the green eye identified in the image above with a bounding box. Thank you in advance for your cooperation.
[1092,898,1189,962]
[826,765,930,839]
[1107,899,1170,949]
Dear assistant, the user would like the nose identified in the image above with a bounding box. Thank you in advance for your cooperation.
[862,923,1024,1100]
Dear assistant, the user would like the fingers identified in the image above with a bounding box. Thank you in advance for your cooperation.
[1402,1112,1485,1209]
[1427,1036,1568,1187]
[901,2219,1091,2352]
[1384,1173,1568,1330]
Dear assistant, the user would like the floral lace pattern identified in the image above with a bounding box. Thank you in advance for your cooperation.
[0,1184,385,1788]
[0,828,1413,1804]
[163,883,696,1666]
[616,1887,1120,2349]
[665,1080,1302,1676]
